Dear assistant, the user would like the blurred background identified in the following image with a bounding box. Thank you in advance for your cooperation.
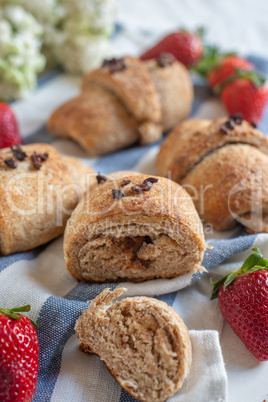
[116,0,268,57]
[1,0,268,102]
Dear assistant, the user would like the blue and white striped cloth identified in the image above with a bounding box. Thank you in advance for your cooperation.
[1,25,268,402]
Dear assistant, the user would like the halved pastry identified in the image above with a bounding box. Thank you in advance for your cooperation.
[64,173,206,282]
[75,288,192,402]
[157,116,268,232]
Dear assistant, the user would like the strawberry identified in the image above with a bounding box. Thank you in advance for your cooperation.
[0,305,39,401]
[211,248,268,361]
[0,102,21,149]
[220,70,268,124]
[140,29,204,68]
[207,55,254,90]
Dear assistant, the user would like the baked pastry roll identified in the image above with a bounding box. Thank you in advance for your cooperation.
[75,288,192,402]
[0,145,95,255]
[47,55,193,156]
[64,173,206,282]
[47,88,140,156]
[82,56,162,126]
[157,116,268,232]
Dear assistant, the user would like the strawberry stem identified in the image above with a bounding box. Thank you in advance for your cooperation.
[214,68,266,94]
[0,305,40,327]
[211,248,268,300]
[192,45,236,77]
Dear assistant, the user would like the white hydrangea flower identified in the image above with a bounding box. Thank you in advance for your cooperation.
[0,0,116,98]
[56,34,112,74]
[0,5,45,100]
[62,0,116,35]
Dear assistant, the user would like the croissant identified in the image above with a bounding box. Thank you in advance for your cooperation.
[64,173,206,282]
[157,116,268,232]
[75,288,192,402]
[47,55,193,156]
[0,145,95,255]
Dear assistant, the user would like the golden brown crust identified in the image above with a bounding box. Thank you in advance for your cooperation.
[0,144,77,255]
[145,59,193,132]
[75,288,192,402]
[47,89,140,157]
[82,56,162,124]
[181,144,268,231]
[64,174,206,282]
[156,118,268,181]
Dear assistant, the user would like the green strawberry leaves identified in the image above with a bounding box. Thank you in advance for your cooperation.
[0,305,40,327]
[211,248,268,300]
[192,45,235,77]
[213,68,266,94]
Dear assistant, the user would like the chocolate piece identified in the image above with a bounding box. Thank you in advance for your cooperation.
[96,173,108,184]
[39,152,49,161]
[220,117,238,135]
[143,177,159,185]
[125,236,153,268]
[31,152,42,170]
[229,114,243,125]
[139,259,151,268]
[131,177,159,193]
[220,125,229,135]
[31,151,49,169]
[225,119,235,130]
[157,52,176,67]
[121,179,131,187]
[11,145,27,161]
[102,58,126,73]
[4,158,17,169]
[131,183,151,192]
[112,189,125,199]
[125,235,152,254]
[250,121,257,128]
[125,236,146,254]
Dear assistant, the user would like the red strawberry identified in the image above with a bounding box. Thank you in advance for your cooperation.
[0,102,21,149]
[140,29,204,68]
[211,247,268,361]
[220,70,268,124]
[207,55,254,90]
[0,305,39,401]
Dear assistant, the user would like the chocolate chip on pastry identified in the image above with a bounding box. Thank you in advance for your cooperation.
[120,179,131,187]
[96,172,108,184]
[47,55,193,156]
[157,117,268,232]
[75,288,192,402]
[4,158,17,169]
[64,173,206,282]
[31,151,48,169]
[102,57,126,73]
[11,145,27,161]
[112,189,125,199]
